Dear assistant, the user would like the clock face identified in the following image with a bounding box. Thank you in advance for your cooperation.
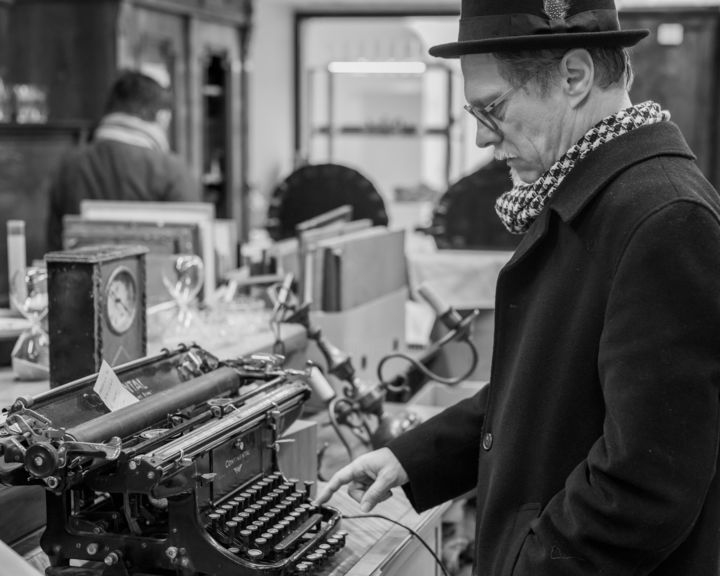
[105,266,138,335]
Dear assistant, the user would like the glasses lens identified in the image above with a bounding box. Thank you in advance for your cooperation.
[465,105,497,133]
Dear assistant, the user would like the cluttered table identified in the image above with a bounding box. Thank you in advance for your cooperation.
[0,314,453,576]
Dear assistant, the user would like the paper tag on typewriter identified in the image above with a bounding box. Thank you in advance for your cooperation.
[94,360,140,411]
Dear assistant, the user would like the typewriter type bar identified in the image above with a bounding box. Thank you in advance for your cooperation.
[0,345,346,576]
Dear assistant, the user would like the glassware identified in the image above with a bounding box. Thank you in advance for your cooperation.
[160,254,205,341]
[10,266,49,380]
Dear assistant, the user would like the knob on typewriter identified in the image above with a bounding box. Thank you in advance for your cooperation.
[25,443,60,478]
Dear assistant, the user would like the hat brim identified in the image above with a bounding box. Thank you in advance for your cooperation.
[429,29,650,58]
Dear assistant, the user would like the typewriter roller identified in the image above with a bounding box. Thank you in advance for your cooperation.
[0,345,345,576]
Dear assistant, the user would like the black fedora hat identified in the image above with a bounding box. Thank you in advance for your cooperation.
[430,0,649,58]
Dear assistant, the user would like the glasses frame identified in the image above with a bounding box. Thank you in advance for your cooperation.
[464,86,518,135]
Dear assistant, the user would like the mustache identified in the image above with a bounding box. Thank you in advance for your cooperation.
[494,151,516,162]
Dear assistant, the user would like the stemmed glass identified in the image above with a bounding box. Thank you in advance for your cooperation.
[10,266,49,380]
[160,254,205,339]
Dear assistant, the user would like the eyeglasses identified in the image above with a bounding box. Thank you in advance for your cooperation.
[463,86,518,135]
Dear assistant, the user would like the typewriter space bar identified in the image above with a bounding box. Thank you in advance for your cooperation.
[273,513,323,556]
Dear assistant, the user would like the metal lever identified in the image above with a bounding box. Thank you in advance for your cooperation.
[60,436,123,462]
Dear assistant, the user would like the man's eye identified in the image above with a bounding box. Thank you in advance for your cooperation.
[492,102,509,120]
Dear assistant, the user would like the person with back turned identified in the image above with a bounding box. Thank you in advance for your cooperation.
[46,69,199,251]
[317,1,720,574]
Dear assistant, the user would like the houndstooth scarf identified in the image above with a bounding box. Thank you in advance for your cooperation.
[495,101,671,234]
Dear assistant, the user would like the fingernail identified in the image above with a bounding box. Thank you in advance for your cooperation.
[361,502,370,513]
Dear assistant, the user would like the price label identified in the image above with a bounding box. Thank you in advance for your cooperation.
[93,360,139,411]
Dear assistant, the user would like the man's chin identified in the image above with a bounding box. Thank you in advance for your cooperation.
[509,166,538,186]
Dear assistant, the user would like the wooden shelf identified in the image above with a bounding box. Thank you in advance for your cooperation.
[313,125,449,136]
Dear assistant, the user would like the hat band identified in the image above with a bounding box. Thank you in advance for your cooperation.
[458,9,621,41]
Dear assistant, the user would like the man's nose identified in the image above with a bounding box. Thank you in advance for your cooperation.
[475,122,502,148]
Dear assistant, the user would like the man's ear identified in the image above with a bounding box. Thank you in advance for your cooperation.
[155,109,172,132]
[560,48,594,108]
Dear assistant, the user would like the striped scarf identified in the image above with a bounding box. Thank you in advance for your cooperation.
[94,112,170,153]
[495,101,671,234]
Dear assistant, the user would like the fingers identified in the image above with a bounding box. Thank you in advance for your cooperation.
[314,462,358,506]
[314,448,409,511]
[351,479,393,512]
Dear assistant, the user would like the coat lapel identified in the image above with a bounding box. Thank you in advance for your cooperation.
[502,122,694,274]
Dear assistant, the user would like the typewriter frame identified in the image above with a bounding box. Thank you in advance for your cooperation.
[0,345,343,576]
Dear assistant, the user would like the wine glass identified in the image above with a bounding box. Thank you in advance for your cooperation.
[160,254,205,337]
[9,266,49,380]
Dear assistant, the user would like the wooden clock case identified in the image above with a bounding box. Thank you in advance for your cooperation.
[46,244,148,388]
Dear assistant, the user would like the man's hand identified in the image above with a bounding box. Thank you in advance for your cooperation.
[314,447,409,512]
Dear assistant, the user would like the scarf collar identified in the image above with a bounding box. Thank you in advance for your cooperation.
[495,101,671,234]
[94,112,170,153]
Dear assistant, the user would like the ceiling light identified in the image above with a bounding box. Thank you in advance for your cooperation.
[327,61,427,74]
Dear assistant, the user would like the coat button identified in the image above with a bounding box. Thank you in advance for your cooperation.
[482,432,493,451]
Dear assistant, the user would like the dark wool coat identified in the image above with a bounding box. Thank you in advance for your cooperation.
[388,122,720,576]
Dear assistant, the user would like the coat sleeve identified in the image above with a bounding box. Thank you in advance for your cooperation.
[386,383,489,511]
[514,199,720,575]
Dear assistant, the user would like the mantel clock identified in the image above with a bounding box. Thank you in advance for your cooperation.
[46,245,148,388]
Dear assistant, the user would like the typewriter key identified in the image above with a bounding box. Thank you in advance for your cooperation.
[246,548,264,561]
[238,529,252,548]
[225,520,238,537]
[303,481,315,497]
[207,512,221,530]
[326,536,341,552]
[314,549,328,564]
[254,537,270,554]
[235,511,251,525]
[275,520,290,536]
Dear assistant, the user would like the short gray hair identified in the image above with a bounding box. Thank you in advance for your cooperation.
[494,47,633,95]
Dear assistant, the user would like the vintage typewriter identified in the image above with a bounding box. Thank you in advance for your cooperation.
[0,345,345,576]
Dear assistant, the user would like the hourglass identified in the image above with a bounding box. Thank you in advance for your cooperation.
[10,266,49,380]
[160,253,205,339]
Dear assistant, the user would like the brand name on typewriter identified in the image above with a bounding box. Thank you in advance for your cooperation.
[225,449,251,473]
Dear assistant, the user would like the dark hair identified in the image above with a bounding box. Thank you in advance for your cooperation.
[103,70,172,121]
[494,47,633,94]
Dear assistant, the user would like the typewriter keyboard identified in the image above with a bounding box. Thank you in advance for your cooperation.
[205,471,345,573]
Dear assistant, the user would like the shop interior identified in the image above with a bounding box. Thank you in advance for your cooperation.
[0,0,718,574]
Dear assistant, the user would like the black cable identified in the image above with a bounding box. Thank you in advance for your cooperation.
[343,513,451,576]
[377,338,479,390]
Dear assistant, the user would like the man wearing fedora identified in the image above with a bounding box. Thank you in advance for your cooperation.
[317,0,720,574]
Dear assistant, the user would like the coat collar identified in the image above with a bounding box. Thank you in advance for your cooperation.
[504,121,694,272]
[550,121,694,223]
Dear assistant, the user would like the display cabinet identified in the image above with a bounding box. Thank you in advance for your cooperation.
[5,0,252,230]
[305,63,455,201]
[0,123,89,307]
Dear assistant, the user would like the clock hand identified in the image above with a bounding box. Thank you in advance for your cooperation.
[114,297,130,315]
